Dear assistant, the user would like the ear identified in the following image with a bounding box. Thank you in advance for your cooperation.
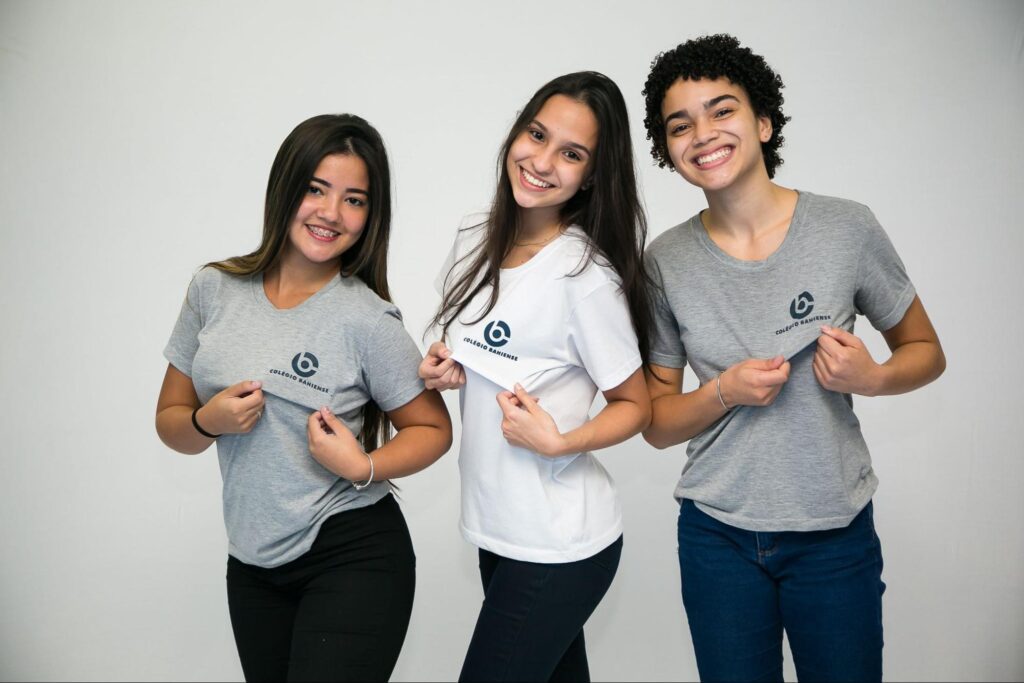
[758,115,773,143]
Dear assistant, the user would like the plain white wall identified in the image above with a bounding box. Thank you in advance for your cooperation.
[2,0,1022,680]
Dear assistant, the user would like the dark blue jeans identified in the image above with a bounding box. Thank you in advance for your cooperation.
[678,500,885,682]
[459,536,623,682]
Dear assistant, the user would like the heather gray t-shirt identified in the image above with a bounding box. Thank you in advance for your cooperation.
[164,266,425,567]
[647,191,916,532]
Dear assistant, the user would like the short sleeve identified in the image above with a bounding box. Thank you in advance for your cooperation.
[567,281,642,391]
[360,309,426,412]
[163,272,205,377]
[646,253,686,369]
[854,209,917,331]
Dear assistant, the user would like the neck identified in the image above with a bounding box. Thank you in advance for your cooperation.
[703,172,792,239]
[265,248,340,296]
[517,206,562,242]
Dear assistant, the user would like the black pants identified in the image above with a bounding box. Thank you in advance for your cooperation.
[459,536,623,682]
[226,494,416,682]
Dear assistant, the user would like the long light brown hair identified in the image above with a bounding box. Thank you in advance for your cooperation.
[209,113,394,451]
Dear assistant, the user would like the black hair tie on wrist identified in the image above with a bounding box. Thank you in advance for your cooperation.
[192,407,221,439]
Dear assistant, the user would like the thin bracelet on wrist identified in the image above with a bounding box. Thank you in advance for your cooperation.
[352,452,375,491]
[191,407,221,439]
[715,373,732,411]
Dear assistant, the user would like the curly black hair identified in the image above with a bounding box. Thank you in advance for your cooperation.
[642,34,790,179]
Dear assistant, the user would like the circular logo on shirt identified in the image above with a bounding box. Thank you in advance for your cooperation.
[483,320,512,348]
[291,352,319,378]
[789,291,815,319]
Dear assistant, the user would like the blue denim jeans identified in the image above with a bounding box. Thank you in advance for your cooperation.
[678,500,885,682]
[459,536,623,682]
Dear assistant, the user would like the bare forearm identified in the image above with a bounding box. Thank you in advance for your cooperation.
[872,340,946,396]
[366,424,452,480]
[558,398,650,457]
[644,381,728,450]
[155,405,215,455]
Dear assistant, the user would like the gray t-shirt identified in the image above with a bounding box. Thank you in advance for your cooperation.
[647,191,916,532]
[164,266,425,567]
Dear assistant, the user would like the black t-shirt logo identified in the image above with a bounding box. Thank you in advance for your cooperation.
[483,320,512,348]
[291,352,320,378]
[790,291,815,319]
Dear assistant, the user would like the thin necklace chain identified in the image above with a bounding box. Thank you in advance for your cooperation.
[513,227,564,247]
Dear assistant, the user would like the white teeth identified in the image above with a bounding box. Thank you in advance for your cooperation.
[521,168,553,188]
[307,225,339,238]
[696,148,732,166]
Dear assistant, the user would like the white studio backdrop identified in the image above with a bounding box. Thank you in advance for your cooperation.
[1,0,1022,680]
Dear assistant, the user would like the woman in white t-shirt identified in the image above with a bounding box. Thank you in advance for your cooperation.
[422,72,654,682]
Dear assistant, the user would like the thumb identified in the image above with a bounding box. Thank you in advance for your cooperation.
[319,406,346,430]
[513,384,539,413]
[227,380,262,397]
[496,391,516,416]
[821,325,860,347]
[754,356,785,371]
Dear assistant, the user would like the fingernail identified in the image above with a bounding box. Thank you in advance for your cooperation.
[252,380,262,388]
[515,383,523,391]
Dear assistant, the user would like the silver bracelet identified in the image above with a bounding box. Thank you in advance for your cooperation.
[715,373,731,411]
[352,451,375,491]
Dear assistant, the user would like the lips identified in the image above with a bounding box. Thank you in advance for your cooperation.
[519,166,554,190]
[306,224,340,241]
[693,146,733,168]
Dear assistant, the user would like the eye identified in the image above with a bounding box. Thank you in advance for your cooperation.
[528,128,544,142]
[563,149,583,162]
[345,196,367,207]
[669,123,690,135]
[307,185,324,196]
[713,107,734,118]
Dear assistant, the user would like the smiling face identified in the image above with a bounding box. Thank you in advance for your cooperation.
[284,153,370,268]
[505,94,598,216]
[661,77,772,194]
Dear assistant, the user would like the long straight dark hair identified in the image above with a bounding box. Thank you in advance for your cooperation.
[208,113,394,452]
[432,72,654,367]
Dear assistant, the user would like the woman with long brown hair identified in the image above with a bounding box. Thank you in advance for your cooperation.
[156,114,451,682]
[423,72,653,681]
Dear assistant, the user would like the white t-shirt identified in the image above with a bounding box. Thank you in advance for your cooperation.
[437,218,641,563]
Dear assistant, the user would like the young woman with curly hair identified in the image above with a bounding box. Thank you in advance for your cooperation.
[641,34,945,682]
[422,71,653,681]
[156,114,451,682]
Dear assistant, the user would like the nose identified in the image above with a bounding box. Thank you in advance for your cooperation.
[532,147,558,175]
[316,197,340,223]
[692,116,719,146]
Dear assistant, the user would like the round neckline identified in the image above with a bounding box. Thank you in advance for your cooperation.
[251,270,344,313]
[499,226,579,274]
[694,190,806,270]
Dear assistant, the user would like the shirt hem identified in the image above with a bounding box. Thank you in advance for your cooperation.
[460,520,623,563]
[679,485,876,532]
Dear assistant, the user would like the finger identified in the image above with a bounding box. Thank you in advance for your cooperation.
[437,363,459,386]
[227,379,262,397]
[812,354,829,387]
[821,325,862,348]
[307,412,322,441]
[426,356,455,377]
[496,391,517,417]
[238,389,265,410]
[750,356,785,371]
[427,341,451,360]
[319,407,346,432]
[779,361,791,379]
[816,333,842,358]
[757,368,791,387]
[451,364,465,386]
[513,384,539,413]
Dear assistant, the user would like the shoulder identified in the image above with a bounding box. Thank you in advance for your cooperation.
[799,191,878,229]
[646,216,699,262]
[332,275,407,332]
[557,227,623,295]
[187,265,246,303]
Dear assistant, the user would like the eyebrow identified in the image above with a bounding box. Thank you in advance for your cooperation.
[664,94,741,125]
[530,119,593,157]
[310,176,368,195]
